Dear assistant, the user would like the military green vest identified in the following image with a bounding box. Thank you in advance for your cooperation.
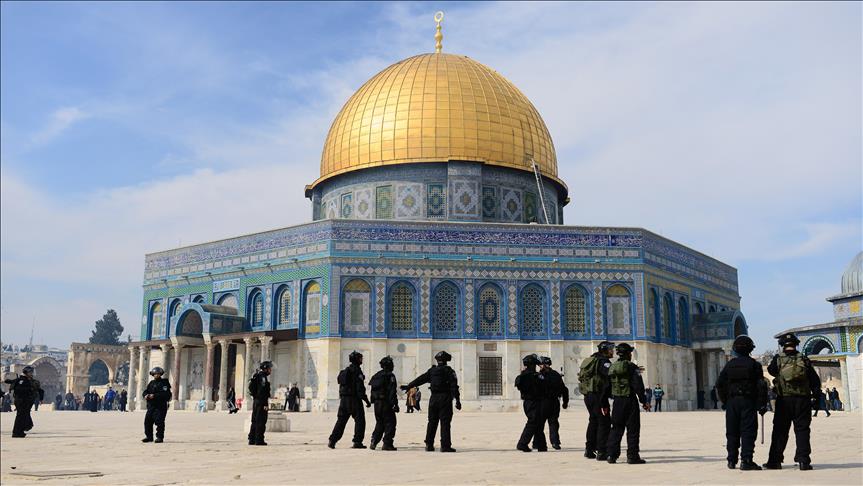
[578,356,604,395]
[609,360,631,397]
[776,354,809,397]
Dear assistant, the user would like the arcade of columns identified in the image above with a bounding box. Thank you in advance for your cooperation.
[126,335,274,411]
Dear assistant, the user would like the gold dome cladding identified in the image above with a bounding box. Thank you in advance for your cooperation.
[312,53,562,190]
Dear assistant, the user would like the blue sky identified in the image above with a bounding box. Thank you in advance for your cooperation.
[1,1,860,352]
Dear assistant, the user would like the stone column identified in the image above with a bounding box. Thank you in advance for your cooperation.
[159,344,171,382]
[136,346,150,411]
[171,343,184,409]
[127,345,138,411]
[203,341,215,411]
[243,337,254,410]
[217,340,229,411]
[260,335,273,362]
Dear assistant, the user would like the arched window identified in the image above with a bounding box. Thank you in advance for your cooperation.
[708,304,717,313]
[802,336,835,356]
[606,285,631,334]
[695,302,704,315]
[677,297,688,342]
[192,295,205,304]
[169,299,183,318]
[433,281,460,336]
[648,289,659,336]
[520,284,547,337]
[662,293,673,341]
[276,286,292,328]
[218,293,238,310]
[564,285,587,334]
[149,302,164,338]
[389,282,415,333]
[477,284,503,337]
[248,289,264,328]
[343,279,371,333]
[304,281,321,334]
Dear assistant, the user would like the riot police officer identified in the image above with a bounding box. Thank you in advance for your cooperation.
[4,366,37,438]
[605,343,649,464]
[142,367,172,443]
[764,332,821,470]
[578,340,614,460]
[248,361,273,446]
[716,335,768,470]
[329,351,371,449]
[539,356,569,450]
[368,355,399,451]
[515,354,547,452]
[402,351,461,452]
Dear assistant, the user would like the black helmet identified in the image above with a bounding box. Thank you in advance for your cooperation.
[539,356,552,366]
[259,361,274,371]
[434,351,452,363]
[380,355,394,370]
[778,333,800,347]
[615,343,634,355]
[522,354,540,366]
[733,335,755,355]
[22,366,34,375]
[598,341,615,352]
[349,351,363,364]
[149,366,165,376]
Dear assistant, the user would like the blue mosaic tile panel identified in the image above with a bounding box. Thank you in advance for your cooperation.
[524,192,538,224]
[340,193,353,219]
[375,185,393,219]
[427,183,446,218]
[481,186,498,219]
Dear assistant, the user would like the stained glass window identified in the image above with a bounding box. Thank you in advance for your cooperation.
[249,290,264,327]
[390,283,414,332]
[278,287,291,327]
[564,285,587,333]
[663,293,673,340]
[150,302,163,338]
[478,284,502,336]
[343,279,371,332]
[521,285,546,335]
[677,297,688,342]
[170,299,183,317]
[305,282,321,328]
[648,289,658,335]
[606,285,631,333]
[433,282,459,334]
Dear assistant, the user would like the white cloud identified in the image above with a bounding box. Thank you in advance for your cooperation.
[29,107,90,145]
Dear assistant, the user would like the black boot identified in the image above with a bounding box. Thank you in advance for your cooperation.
[141,437,153,443]
[369,440,378,450]
[762,462,782,470]
[627,456,646,464]
[351,442,367,449]
[441,446,457,453]
[517,445,531,452]
[740,461,762,471]
[327,440,336,449]
[727,461,736,469]
[381,444,397,451]
[798,463,813,471]
[596,453,608,461]
[607,457,618,464]
[425,444,435,452]
[584,450,596,459]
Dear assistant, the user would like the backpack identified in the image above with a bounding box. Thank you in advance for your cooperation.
[776,355,809,396]
[609,360,631,397]
[368,373,385,392]
[337,368,350,386]
[578,356,604,395]
[248,373,259,397]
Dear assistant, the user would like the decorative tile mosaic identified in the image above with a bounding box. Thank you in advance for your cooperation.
[375,278,386,333]
[375,185,393,219]
[354,188,373,219]
[420,278,430,334]
[449,179,479,217]
[481,185,498,219]
[390,282,414,332]
[508,283,518,334]
[426,183,446,218]
[343,281,371,333]
[593,286,603,335]
[433,282,459,334]
[606,284,631,335]
[501,188,523,222]
[634,274,645,336]
[395,183,423,219]
[326,198,338,219]
[464,280,474,334]
[564,285,587,334]
[521,285,546,336]
[524,191,538,224]
[479,284,502,336]
[551,281,561,334]
[340,193,353,219]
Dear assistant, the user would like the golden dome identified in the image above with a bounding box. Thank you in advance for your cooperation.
[310,53,562,191]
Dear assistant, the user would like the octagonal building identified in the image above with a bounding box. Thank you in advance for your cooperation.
[130,42,747,413]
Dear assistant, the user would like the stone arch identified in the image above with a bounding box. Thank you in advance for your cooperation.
[802,336,835,356]
[88,359,111,386]
[176,309,205,337]
[28,356,65,403]
[65,343,130,397]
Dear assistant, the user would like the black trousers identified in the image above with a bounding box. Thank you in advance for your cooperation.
[329,397,365,445]
[607,396,641,460]
[517,399,548,450]
[654,398,662,412]
[542,398,561,446]
[584,393,611,454]
[12,400,33,436]
[370,401,397,446]
[425,394,453,448]
[248,400,269,444]
[768,396,812,465]
[725,396,757,463]
[144,406,167,439]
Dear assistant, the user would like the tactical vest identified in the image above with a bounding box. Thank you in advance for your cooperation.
[429,365,451,394]
[776,354,809,396]
[609,360,631,397]
[368,372,389,401]
[578,356,605,395]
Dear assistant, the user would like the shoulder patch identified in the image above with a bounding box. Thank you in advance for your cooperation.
[603,362,611,368]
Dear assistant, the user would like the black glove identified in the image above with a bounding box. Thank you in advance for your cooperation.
[399,385,409,391]
[364,399,371,408]
[455,400,462,411]
[562,401,568,410]
[393,404,399,413]
[721,404,726,411]
[758,407,767,416]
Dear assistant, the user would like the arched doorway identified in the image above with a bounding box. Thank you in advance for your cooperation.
[114,361,130,386]
[88,360,110,386]
[177,310,204,337]
[31,358,63,402]
[803,337,835,356]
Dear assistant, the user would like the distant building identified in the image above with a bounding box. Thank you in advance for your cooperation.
[1,342,68,402]
[774,251,863,410]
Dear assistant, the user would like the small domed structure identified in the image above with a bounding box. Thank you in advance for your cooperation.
[841,251,863,295]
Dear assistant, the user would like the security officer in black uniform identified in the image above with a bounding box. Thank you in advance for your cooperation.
[579,340,614,460]
[716,335,768,470]
[539,356,569,450]
[764,332,821,471]
[515,354,547,452]
[248,361,273,446]
[402,351,461,452]
[142,366,172,443]
[605,343,650,464]
[5,366,37,438]
[368,355,399,451]
[329,351,371,449]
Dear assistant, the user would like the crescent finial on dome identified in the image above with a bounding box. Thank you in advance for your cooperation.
[434,11,444,53]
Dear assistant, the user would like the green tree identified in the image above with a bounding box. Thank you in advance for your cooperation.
[89,309,124,345]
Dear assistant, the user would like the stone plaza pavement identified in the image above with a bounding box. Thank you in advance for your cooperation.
[1,408,861,485]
